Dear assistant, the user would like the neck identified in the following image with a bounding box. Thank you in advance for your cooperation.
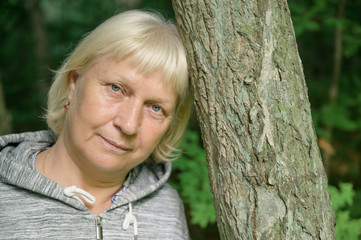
[35,134,128,215]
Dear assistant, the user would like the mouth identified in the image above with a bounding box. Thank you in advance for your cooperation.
[100,136,132,152]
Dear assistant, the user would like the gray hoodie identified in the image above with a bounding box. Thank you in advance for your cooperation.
[0,131,190,239]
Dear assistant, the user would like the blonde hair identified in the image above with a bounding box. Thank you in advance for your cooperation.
[46,10,192,162]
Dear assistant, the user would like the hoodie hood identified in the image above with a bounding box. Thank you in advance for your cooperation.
[0,130,172,210]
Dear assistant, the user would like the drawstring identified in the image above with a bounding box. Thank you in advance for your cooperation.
[63,185,96,205]
[64,186,138,239]
[122,203,138,240]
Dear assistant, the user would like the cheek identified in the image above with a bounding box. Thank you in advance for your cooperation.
[145,121,171,147]
[68,90,109,130]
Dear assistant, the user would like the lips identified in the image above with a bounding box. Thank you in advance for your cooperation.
[100,136,132,152]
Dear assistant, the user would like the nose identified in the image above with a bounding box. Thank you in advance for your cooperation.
[114,99,143,136]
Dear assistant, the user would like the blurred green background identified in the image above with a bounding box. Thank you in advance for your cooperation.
[1,0,361,239]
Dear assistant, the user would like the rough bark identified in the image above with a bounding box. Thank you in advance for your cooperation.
[172,0,336,239]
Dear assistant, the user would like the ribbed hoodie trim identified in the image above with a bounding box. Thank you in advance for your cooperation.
[0,130,171,212]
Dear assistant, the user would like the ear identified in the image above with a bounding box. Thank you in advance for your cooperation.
[68,70,78,101]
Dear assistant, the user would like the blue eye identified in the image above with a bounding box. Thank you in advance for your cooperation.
[111,84,120,92]
[151,105,162,113]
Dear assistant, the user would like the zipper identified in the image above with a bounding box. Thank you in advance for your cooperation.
[95,216,103,240]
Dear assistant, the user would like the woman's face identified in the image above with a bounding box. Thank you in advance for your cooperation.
[63,55,177,175]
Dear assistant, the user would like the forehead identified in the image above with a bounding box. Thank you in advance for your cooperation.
[109,48,187,99]
[83,55,177,97]
[87,55,168,84]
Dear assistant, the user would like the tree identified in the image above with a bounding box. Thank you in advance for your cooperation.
[172,0,336,239]
[0,75,12,135]
[28,0,50,93]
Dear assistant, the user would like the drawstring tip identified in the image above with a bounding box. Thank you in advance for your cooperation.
[123,203,138,239]
[63,185,96,205]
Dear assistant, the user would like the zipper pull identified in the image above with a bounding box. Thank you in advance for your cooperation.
[95,216,103,240]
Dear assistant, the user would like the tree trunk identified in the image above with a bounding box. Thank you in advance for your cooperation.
[0,75,12,135]
[172,0,336,239]
[28,0,50,92]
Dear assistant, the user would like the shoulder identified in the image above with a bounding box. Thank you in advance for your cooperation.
[0,130,55,152]
[156,183,182,200]
[134,183,190,239]
[139,182,184,214]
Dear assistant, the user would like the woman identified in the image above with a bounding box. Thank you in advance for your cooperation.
[0,10,192,239]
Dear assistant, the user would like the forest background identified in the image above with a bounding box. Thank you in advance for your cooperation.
[0,0,361,239]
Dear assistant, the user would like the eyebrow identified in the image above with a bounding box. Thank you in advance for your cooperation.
[149,95,175,106]
[113,76,177,109]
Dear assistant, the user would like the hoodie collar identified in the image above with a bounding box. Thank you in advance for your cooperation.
[0,130,172,210]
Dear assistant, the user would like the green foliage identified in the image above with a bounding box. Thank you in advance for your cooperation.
[313,91,360,138]
[329,183,361,240]
[289,0,327,36]
[2,0,361,237]
[289,0,361,187]
[343,22,361,57]
[170,129,216,228]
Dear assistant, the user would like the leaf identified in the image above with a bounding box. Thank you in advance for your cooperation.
[329,183,354,211]
[329,183,361,240]
[320,104,357,131]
